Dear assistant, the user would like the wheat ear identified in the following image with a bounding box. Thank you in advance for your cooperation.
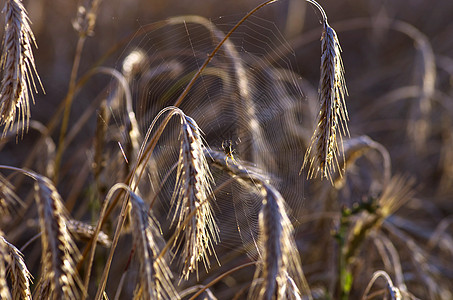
[66,219,111,247]
[129,192,179,300]
[1,236,32,300]
[34,175,82,299]
[171,113,218,280]
[203,149,310,299]
[0,231,12,300]
[303,18,348,181]
[0,0,41,136]
[249,184,311,300]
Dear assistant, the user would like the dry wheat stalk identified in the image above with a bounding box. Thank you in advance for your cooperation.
[0,231,12,300]
[1,236,32,300]
[362,271,402,300]
[129,192,178,300]
[34,175,82,299]
[171,113,218,280]
[303,18,348,181]
[0,0,41,136]
[249,184,311,300]
[332,135,392,189]
[67,219,111,247]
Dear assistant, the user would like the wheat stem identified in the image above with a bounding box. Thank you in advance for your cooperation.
[54,0,102,181]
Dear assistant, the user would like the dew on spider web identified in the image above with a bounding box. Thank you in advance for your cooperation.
[108,13,312,267]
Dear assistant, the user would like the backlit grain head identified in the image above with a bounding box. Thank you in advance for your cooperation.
[34,175,82,299]
[249,184,311,300]
[129,192,178,300]
[303,21,348,182]
[2,236,32,300]
[67,219,112,248]
[0,0,42,137]
[171,113,219,280]
[0,232,12,300]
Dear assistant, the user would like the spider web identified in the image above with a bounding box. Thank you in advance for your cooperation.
[109,12,314,271]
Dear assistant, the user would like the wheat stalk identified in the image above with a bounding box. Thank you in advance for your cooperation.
[34,175,82,299]
[1,236,32,300]
[0,0,41,136]
[129,192,178,300]
[171,112,218,280]
[362,271,402,300]
[303,17,348,181]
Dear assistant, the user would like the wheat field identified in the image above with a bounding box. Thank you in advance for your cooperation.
[0,0,452,299]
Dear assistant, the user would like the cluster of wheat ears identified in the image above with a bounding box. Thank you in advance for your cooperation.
[0,0,452,299]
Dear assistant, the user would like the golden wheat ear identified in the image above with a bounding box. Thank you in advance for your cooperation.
[66,219,112,248]
[33,175,83,299]
[302,4,349,182]
[0,231,12,300]
[249,184,311,300]
[0,0,42,137]
[129,192,179,300]
[170,112,218,280]
[1,236,33,300]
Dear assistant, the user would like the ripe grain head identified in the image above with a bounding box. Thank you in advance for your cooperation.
[129,192,178,299]
[249,184,311,300]
[0,0,41,136]
[2,236,32,300]
[0,232,12,300]
[34,175,82,299]
[171,113,219,280]
[303,22,348,181]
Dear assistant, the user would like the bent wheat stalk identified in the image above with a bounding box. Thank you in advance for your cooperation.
[362,271,402,300]
[0,0,42,136]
